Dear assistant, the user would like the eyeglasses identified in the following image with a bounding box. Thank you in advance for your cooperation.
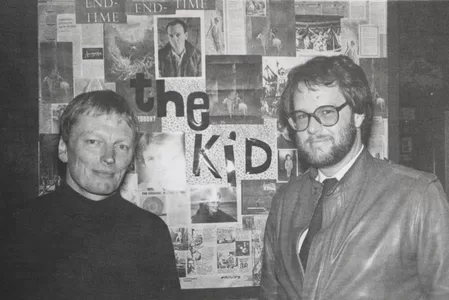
[289,103,348,132]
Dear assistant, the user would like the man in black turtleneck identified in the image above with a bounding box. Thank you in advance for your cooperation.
[3,91,180,299]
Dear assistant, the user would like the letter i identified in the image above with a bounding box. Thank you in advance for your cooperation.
[224,132,236,187]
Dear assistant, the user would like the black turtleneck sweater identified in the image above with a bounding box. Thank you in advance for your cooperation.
[2,184,180,299]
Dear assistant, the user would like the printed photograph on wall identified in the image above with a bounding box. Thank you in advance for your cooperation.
[241,179,276,215]
[246,0,266,17]
[247,0,295,56]
[40,42,74,103]
[341,18,367,65]
[50,103,67,133]
[360,58,388,118]
[174,249,188,278]
[104,15,155,82]
[136,132,186,193]
[140,191,166,217]
[206,55,263,124]
[295,15,342,56]
[278,149,298,182]
[191,185,237,224]
[217,251,238,271]
[261,56,311,119]
[39,134,63,196]
[170,227,189,251]
[156,17,203,78]
[205,0,225,55]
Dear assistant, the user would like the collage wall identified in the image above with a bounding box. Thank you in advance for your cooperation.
[38,0,388,289]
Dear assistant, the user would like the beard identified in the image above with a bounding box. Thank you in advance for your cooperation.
[296,118,357,169]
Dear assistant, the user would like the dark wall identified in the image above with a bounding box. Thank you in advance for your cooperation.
[0,0,39,214]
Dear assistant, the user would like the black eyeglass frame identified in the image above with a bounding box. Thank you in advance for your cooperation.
[288,102,349,132]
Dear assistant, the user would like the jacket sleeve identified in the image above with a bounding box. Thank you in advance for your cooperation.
[259,191,282,299]
[415,178,449,299]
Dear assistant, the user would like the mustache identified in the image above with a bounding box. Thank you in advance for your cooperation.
[305,135,333,143]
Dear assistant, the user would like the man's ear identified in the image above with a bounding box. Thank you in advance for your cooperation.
[354,113,365,128]
[58,138,68,163]
[185,31,189,40]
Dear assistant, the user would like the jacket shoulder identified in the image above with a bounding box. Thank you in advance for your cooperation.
[369,156,440,191]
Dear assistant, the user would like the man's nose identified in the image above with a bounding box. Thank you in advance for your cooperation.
[101,145,116,165]
[307,115,323,134]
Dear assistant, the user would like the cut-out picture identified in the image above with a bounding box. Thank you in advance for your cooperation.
[206,55,263,125]
[40,42,73,103]
[278,149,298,182]
[104,15,155,82]
[241,179,276,215]
[136,132,186,193]
[190,185,237,223]
[157,17,202,78]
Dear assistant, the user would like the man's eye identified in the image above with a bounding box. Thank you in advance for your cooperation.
[296,113,308,120]
[117,144,129,151]
[86,140,100,145]
[321,109,336,115]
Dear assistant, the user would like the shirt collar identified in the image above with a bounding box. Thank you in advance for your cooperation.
[316,145,364,183]
[171,48,185,60]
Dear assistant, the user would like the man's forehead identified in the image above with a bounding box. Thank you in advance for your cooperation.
[168,23,185,33]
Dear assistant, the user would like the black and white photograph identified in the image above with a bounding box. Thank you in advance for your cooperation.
[241,179,276,215]
[206,55,263,124]
[247,0,296,56]
[296,15,342,55]
[236,241,251,256]
[246,0,266,17]
[261,56,311,119]
[136,132,186,193]
[50,103,67,134]
[38,134,63,196]
[40,42,73,103]
[191,185,237,224]
[104,15,155,82]
[156,16,203,78]
[341,18,367,65]
[205,0,226,55]
[277,149,297,182]
[170,227,189,251]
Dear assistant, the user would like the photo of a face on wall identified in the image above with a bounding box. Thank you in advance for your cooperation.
[157,17,203,78]
[190,185,237,224]
[278,149,297,182]
[136,132,186,193]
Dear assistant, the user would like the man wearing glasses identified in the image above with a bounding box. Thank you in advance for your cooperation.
[260,55,449,299]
